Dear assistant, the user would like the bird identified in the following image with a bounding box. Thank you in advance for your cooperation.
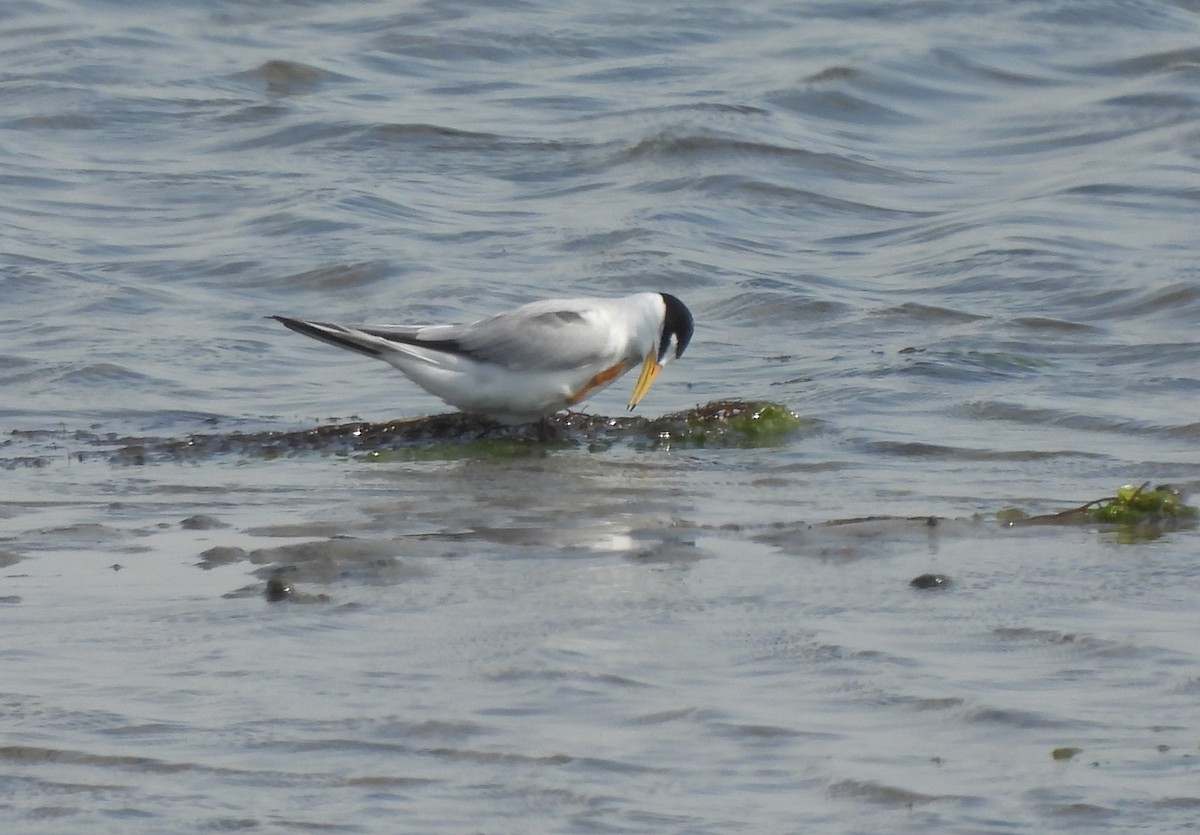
[271,292,694,424]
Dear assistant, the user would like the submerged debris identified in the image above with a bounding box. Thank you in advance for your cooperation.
[910,573,950,590]
[264,575,293,602]
[256,570,332,604]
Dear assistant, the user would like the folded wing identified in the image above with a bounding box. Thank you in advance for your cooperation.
[274,301,615,373]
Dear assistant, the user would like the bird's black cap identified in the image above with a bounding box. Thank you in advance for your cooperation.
[658,293,694,362]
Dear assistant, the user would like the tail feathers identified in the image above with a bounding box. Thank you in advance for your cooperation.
[270,316,385,358]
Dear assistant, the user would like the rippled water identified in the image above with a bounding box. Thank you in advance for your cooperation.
[4,0,1200,831]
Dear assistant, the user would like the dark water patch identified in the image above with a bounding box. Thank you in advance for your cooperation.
[0,354,46,387]
[709,291,849,327]
[211,119,362,153]
[988,627,1158,661]
[616,132,922,184]
[245,538,401,565]
[0,744,209,775]
[28,522,129,549]
[827,779,946,807]
[358,122,513,148]
[630,174,914,221]
[626,707,706,726]
[330,193,440,226]
[1038,801,1119,822]
[711,722,808,741]
[895,695,965,711]
[893,349,1051,383]
[594,101,770,123]
[236,539,428,586]
[420,746,575,768]
[1010,316,1102,334]
[1076,46,1200,78]
[770,85,919,126]
[339,774,440,789]
[197,546,243,568]
[244,522,353,538]
[51,362,153,388]
[626,537,707,565]
[99,722,189,738]
[991,627,1089,647]
[975,107,1190,157]
[929,47,1066,89]
[754,516,953,561]
[1150,796,1200,810]
[966,401,1200,440]
[1090,281,1200,319]
[211,102,289,126]
[856,439,1095,462]
[179,515,227,531]
[242,208,359,239]
[370,27,611,67]
[233,60,348,96]
[1099,91,1200,112]
[4,113,104,131]
[558,226,656,254]
[247,261,394,293]
[961,706,1085,731]
[871,301,988,325]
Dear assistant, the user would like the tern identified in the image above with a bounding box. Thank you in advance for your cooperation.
[271,292,694,423]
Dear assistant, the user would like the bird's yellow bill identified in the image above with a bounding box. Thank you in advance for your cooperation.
[627,350,662,411]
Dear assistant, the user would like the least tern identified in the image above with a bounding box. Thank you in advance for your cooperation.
[272,292,693,423]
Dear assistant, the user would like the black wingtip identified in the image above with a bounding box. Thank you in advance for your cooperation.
[270,315,383,358]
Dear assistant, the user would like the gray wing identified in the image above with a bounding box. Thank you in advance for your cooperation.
[360,306,613,372]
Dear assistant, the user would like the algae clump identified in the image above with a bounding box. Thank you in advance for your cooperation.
[725,402,801,440]
[656,400,805,447]
[1086,483,1197,525]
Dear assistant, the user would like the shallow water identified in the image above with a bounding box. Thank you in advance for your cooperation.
[4,0,1200,831]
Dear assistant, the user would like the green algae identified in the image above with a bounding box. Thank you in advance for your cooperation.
[1086,483,1197,525]
[20,399,806,466]
[646,400,807,448]
[1007,482,1197,541]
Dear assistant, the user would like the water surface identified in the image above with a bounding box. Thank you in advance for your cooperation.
[3,0,1200,831]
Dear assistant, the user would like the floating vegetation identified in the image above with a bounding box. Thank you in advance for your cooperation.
[2,400,807,467]
[362,400,807,460]
[1004,482,1198,541]
[645,400,805,448]
[1051,747,1083,761]
[1085,483,1197,525]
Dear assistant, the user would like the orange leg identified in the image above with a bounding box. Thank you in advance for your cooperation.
[567,361,626,405]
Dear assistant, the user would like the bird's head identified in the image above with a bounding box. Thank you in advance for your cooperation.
[628,292,694,411]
